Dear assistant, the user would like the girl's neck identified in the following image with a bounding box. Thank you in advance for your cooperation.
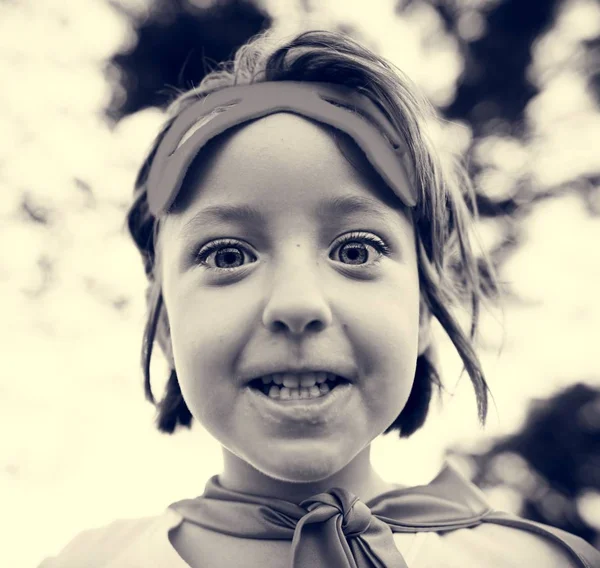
[218,447,404,505]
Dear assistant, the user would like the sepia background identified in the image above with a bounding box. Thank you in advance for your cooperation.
[1,0,599,566]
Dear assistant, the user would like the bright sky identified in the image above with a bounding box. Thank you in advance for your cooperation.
[0,0,599,566]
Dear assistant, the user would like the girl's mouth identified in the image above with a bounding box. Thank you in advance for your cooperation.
[248,372,349,400]
[245,375,353,424]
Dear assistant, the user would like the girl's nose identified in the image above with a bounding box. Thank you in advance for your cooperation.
[261,251,333,337]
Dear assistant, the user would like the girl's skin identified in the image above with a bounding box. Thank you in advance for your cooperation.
[158,112,431,505]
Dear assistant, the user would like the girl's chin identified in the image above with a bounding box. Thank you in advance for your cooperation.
[248,446,353,481]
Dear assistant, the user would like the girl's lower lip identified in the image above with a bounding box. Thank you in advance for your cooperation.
[245,382,353,424]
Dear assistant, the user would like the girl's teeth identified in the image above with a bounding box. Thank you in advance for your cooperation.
[282,373,300,388]
[267,383,332,400]
[316,372,328,384]
[263,373,284,385]
[261,371,330,389]
[300,373,320,387]
[258,372,342,400]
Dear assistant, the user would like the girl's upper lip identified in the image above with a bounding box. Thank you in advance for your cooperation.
[240,364,356,385]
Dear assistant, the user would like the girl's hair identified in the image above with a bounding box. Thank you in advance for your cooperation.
[125,29,498,438]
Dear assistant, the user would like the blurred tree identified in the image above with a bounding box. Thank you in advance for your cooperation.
[105,0,271,122]
[448,383,600,548]
[391,0,600,295]
[587,36,600,105]
[420,0,563,136]
[429,3,600,535]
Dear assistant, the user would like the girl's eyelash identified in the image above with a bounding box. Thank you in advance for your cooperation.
[195,238,255,271]
[331,231,392,264]
[195,232,392,271]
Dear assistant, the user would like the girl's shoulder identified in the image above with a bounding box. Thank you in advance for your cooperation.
[397,516,600,568]
[37,508,187,568]
[390,461,600,567]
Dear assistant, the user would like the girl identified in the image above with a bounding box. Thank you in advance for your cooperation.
[40,30,600,567]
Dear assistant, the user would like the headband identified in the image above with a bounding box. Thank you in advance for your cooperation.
[146,81,417,217]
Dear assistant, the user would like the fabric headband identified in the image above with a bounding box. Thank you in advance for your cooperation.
[145,81,418,217]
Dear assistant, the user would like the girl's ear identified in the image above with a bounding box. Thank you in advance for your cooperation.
[157,305,176,369]
[146,284,176,369]
[417,296,432,356]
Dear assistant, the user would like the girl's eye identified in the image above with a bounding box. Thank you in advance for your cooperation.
[329,231,391,266]
[196,239,257,271]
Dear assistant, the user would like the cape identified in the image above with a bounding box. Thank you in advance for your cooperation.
[38,461,600,567]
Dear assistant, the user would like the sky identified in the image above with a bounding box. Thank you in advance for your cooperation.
[0,0,599,566]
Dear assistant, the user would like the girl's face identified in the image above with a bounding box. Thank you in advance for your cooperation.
[159,112,428,498]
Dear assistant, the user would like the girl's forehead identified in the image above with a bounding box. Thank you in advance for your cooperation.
[171,112,407,218]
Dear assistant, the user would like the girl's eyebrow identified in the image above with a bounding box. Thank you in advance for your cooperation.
[178,194,396,240]
[179,203,265,240]
[318,194,394,222]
